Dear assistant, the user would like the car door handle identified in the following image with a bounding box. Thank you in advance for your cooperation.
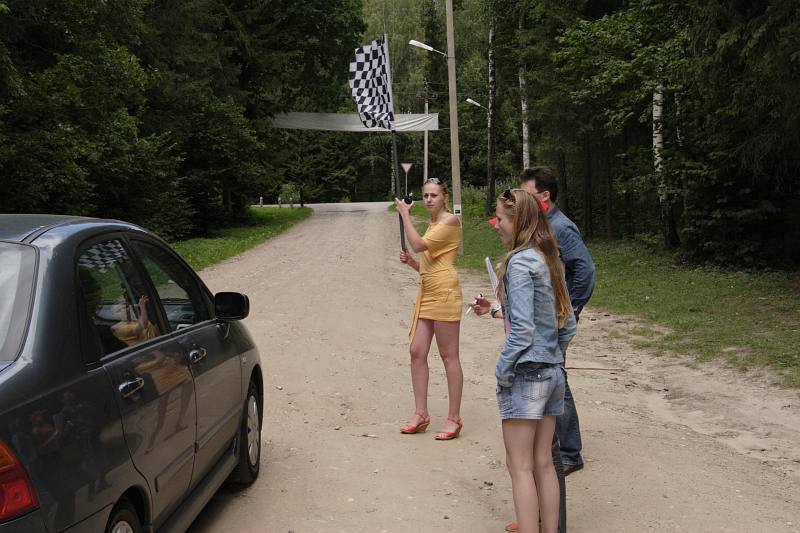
[119,377,145,399]
[189,347,207,364]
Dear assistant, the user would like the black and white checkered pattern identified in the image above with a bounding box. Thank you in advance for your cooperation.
[78,240,129,273]
[349,36,395,130]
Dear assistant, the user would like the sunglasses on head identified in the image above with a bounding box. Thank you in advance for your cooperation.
[501,188,527,200]
[425,177,443,185]
[501,188,550,213]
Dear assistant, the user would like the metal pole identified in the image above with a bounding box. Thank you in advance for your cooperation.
[487,24,497,215]
[423,98,429,183]
[391,130,407,251]
[445,0,462,249]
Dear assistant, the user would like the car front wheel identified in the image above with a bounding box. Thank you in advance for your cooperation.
[231,379,261,484]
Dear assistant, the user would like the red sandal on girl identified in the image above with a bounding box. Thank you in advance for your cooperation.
[434,417,463,440]
[400,413,431,434]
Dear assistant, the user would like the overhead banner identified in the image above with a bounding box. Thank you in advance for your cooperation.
[271,112,438,132]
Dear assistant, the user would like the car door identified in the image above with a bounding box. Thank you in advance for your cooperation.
[128,238,242,490]
[76,237,197,524]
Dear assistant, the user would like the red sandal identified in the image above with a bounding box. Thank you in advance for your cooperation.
[400,413,430,434]
[434,417,463,440]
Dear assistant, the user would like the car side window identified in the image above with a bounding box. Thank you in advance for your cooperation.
[130,240,211,332]
[77,239,163,357]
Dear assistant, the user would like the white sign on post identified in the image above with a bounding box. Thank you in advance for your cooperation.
[401,163,413,196]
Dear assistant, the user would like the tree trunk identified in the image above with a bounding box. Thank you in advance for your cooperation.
[519,13,530,169]
[653,83,679,247]
[486,24,497,215]
[583,138,593,238]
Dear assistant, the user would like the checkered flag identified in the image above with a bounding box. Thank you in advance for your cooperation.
[78,240,129,273]
[349,35,395,130]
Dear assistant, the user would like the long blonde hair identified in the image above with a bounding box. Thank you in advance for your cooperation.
[496,190,571,327]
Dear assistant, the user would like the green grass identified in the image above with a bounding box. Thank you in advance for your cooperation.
[587,240,800,386]
[171,207,312,271]
[402,191,800,386]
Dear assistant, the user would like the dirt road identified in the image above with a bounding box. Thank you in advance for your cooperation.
[188,202,799,532]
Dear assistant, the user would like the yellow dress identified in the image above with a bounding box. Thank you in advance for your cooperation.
[408,221,462,341]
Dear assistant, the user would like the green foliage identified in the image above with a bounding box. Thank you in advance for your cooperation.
[3,0,799,268]
[671,1,800,266]
[0,0,364,237]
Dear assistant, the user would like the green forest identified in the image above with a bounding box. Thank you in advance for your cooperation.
[1,0,798,267]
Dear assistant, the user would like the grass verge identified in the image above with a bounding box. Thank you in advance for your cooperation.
[171,206,312,271]
[588,240,800,387]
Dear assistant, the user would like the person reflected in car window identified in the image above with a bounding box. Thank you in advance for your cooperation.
[110,294,158,347]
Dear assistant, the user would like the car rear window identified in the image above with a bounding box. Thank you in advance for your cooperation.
[0,242,36,361]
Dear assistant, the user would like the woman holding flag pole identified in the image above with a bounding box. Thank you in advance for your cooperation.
[395,178,464,440]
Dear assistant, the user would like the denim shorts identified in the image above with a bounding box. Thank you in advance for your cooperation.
[497,365,565,420]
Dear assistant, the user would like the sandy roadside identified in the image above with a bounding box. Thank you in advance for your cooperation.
[188,202,799,533]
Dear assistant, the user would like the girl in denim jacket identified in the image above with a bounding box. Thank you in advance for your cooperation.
[471,189,576,533]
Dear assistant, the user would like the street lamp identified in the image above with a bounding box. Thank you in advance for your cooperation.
[408,40,447,57]
[466,97,486,110]
[409,0,463,246]
[466,97,496,215]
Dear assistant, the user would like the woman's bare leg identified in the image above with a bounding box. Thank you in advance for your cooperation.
[533,416,559,533]
[407,319,435,424]
[503,419,539,533]
[433,320,462,432]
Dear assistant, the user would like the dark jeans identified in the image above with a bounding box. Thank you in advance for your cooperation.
[556,372,583,466]
[557,311,584,466]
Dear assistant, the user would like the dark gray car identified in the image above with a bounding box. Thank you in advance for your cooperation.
[0,215,263,532]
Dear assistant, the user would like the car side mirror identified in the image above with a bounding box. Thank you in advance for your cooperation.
[214,292,250,320]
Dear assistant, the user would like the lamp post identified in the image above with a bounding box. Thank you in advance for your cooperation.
[409,41,446,189]
[409,0,463,245]
[466,98,496,215]
[465,97,486,111]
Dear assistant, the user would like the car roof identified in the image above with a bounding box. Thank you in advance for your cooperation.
[0,214,88,242]
[0,214,143,243]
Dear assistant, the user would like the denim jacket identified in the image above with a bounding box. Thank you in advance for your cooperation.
[496,247,577,388]
[547,207,596,314]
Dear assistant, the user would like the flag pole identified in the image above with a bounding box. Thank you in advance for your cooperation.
[383,34,407,251]
[391,130,407,250]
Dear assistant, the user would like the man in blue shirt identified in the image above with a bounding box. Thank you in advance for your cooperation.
[521,166,596,475]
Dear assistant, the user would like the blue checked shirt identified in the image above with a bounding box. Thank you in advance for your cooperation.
[547,206,596,316]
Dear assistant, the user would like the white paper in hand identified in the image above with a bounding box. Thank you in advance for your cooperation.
[484,256,499,295]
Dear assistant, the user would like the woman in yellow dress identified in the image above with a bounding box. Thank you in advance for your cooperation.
[394,178,464,440]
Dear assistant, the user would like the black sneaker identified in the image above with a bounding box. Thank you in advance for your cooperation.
[563,463,584,476]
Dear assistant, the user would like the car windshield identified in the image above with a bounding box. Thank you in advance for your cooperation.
[0,242,36,361]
